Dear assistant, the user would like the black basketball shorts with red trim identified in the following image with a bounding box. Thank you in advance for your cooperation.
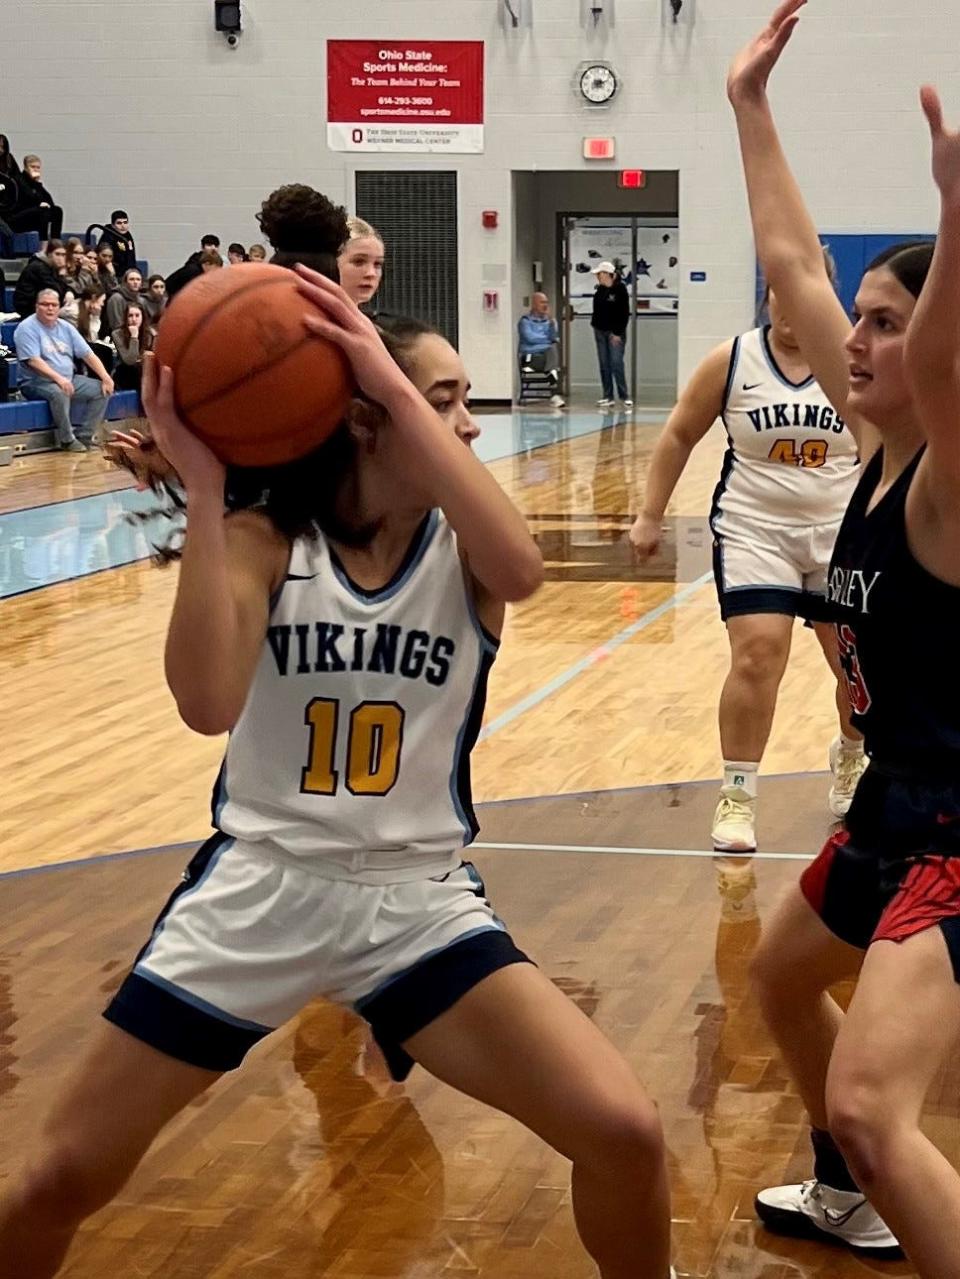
[800,764,960,979]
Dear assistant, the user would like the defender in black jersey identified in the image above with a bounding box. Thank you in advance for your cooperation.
[731,5,960,1274]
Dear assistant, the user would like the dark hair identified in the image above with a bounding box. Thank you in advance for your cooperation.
[77,285,106,341]
[46,238,65,256]
[228,242,247,259]
[115,301,153,355]
[201,234,221,248]
[375,314,439,377]
[111,210,129,222]
[257,184,348,278]
[0,134,19,176]
[147,273,165,288]
[865,240,935,300]
[199,249,223,268]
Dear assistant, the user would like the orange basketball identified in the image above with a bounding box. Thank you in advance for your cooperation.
[153,262,354,467]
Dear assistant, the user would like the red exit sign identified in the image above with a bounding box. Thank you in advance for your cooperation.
[618,169,646,189]
[583,136,616,160]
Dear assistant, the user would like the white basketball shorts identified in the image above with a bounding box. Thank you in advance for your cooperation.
[711,509,842,622]
[105,833,530,1079]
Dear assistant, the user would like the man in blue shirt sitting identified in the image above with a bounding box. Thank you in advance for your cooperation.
[15,289,115,451]
[518,292,564,407]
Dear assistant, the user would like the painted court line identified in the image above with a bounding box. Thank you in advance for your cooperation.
[474,840,813,862]
[479,571,713,740]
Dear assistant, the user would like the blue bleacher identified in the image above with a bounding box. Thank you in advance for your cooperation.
[0,388,141,436]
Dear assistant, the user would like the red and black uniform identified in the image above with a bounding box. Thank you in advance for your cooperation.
[801,446,960,976]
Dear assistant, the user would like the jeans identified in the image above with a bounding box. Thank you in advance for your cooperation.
[20,374,108,446]
[594,329,628,400]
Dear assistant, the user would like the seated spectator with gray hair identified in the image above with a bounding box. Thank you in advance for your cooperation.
[518,292,565,406]
[14,288,114,451]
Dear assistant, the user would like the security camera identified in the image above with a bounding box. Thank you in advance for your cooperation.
[214,0,242,43]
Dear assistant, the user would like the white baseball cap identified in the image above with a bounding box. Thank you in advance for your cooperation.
[591,260,617,275]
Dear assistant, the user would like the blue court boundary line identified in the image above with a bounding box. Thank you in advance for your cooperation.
[478,570,713,740]
[2,767,827,883]
[2,554,155,601]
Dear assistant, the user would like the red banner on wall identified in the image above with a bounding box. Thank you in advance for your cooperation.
[327,40,484,154]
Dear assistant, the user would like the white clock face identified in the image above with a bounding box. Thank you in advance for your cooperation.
[580,64,618,105]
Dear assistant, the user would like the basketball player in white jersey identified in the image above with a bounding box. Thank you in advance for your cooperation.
[631,273,864,851]
[0,273,677,1279]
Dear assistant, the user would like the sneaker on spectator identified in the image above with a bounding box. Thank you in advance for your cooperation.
[60,439,88,453]
[550,394,566,407]
[597,397,614,408]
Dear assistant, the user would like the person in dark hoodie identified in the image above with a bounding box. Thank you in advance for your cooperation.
[590,261,632,409]
[13,240,67,316]
[9,155,64,242]
[97,211,137,275]
[164,246,222,299]
[0,134,19,179]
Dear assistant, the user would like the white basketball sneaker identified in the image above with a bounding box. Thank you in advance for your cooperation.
[756,1179,902,1257]
[711,787,757,852]
[828,737,867,818]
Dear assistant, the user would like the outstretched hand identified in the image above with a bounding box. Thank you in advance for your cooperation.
[921,85,960,206]
[727,0,805,106]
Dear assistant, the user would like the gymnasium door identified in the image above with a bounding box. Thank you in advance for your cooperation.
[560,214,679,407]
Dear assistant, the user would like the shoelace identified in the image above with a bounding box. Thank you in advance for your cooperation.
[716,795,753,824]
[833,750,866,793]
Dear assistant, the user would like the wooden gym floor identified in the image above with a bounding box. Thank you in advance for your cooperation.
[1,411,948,1276]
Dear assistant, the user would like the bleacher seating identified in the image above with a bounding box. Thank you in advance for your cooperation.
[0,231,40,258]
[0,389,141,435]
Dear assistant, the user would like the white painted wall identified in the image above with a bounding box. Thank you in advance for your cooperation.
[4,1,947,397]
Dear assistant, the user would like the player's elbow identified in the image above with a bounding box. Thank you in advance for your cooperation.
[499,545,545,602]
[168,681,239,736]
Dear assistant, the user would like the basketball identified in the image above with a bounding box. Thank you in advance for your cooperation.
[153,262,354,467]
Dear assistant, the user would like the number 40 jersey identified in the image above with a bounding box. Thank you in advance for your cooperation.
[712,326,859,528]
[212,510,499,881]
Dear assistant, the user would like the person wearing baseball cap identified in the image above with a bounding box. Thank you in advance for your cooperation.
[591,261,631,408]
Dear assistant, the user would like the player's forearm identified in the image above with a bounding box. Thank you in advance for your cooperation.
[641,430,695,521]
[383,382,543,602]
[732,92,825,288]
[164,491,242,734]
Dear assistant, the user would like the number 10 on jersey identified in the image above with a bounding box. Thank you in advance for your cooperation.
[300,698,405,797]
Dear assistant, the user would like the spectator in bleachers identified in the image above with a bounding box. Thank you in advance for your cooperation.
[15,287,114,451]
[98,211,137,274]
[9,155,64,243]
[96,244,119,294]
[76,286,114,369]
[104,268,143,333]
[337,217,385,307]
[13,240,67,316]
[140,274,167,332]
[227,242,248,264]
[0,134,19,178]
[179,234,220,274]
[62,239,88,293]
[165,247,222,299]
[111,302,152,391]
[81,245,100,281]
[248,243,267,261]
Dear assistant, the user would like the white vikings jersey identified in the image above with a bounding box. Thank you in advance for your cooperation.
[213,510,498,880]
[711,327,859,529]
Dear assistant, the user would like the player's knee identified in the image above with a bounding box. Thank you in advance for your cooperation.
[572,1095,666,1181]
[826,1077,897,1191]
[731,633,786,685]
[18,1142,124,1225]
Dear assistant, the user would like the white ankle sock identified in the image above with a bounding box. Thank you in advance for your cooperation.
[839,733,864,753]
[723,761,758,796]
